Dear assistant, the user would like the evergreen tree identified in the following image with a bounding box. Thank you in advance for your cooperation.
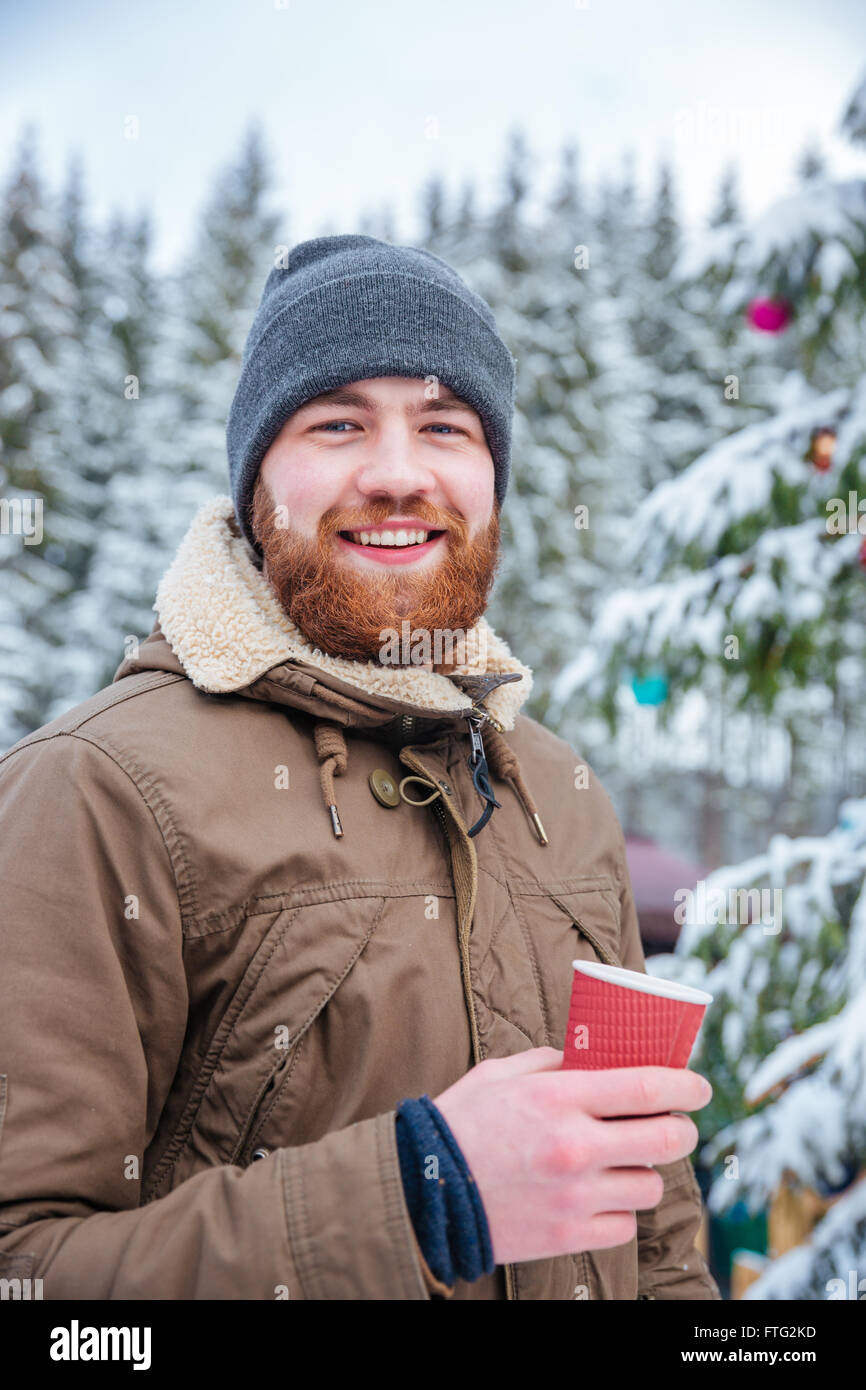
[653,796,866,1298]
[74,122,284,703]
[48,203,167,714]
[0,123,286,744]
[553,74,866,811]
[0,128,79,740]
[475,130,620,722]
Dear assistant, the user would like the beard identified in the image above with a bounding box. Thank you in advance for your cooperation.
[249,475,502,667]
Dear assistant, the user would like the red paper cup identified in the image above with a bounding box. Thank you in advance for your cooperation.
[562,960,713,1071]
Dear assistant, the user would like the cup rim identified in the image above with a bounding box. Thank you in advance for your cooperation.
[572,959,713,1005]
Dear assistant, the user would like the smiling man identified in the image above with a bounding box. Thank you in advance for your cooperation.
[250,377,502,667]
[0,234,719,1302]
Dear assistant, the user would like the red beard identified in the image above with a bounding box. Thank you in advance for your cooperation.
[249,475,502,667]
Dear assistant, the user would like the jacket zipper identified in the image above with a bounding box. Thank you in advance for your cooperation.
[398,740,518,1301]
[229,1037,300,1165]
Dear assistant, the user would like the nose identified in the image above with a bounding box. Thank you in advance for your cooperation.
[352,420,438,502]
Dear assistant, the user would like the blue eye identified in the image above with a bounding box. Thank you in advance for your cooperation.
[312,419,464,435]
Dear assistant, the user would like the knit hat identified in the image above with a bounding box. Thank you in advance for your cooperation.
[226,234,517,552]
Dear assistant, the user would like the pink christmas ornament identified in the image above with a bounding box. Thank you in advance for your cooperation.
[746,297,792,333]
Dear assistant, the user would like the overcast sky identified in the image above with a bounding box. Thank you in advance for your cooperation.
[2,0,865,272]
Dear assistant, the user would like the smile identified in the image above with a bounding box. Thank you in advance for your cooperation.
[336,526,447,565]
[344,527,440,547]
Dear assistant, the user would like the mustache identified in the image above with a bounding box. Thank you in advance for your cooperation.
[318,501,468,543]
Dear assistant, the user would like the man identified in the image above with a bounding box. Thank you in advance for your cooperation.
[0,234,719,1300]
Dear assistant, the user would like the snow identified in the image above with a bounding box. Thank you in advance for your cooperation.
[747,180,866,268]
[743,1176,866,1300]
[744,1017,842,1102]
[670,790,866,1296]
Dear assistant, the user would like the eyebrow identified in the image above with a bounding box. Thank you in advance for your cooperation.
[293,386,478,418]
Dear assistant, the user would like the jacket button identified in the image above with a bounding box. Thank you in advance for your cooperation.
[250,1146,271,1162]
[369,768,400,808]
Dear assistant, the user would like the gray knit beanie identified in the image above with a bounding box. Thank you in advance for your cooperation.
[226,234,517,552]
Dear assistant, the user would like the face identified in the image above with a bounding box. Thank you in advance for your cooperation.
[250,377,501,667]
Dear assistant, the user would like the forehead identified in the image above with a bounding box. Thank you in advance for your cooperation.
[293,378,477,414]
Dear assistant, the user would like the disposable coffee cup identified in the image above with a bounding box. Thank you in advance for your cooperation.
[562,960,713,1071]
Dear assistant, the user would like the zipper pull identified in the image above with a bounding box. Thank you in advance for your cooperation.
[464,711,502,837]
[449,670,523,716]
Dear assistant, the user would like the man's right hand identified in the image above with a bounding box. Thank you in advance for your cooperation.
[432,1047,713,1265]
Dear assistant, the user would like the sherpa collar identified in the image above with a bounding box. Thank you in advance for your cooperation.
[154,495,533,730]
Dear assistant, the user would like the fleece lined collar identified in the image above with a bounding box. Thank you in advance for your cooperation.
[153,496,532,730]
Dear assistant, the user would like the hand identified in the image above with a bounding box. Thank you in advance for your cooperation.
[433,1047,712,1265]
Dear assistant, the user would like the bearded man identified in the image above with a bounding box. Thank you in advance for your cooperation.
[0,235,719,1300]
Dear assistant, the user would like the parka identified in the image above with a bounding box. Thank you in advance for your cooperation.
[0,495,721,1301]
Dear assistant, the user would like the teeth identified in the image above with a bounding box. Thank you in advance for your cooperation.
[350,529,431,547]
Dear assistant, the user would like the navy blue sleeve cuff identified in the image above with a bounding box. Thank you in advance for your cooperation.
[395,1093,495,1286]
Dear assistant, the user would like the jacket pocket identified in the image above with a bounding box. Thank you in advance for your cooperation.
[505,882,621,1053]
[228,894,393,1160]
[146,895,390,1195]
[543,886,622,967]
[230,1033,304,1165]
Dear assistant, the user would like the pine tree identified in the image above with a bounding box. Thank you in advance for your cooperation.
[559,72,866,1293]
[65,123,284,705]
[653,796,866,1299]
[481,132,607,719]
[0,127,79,741]
[48,203,167,714]
[553,74,866,811]
[0,123,286,744]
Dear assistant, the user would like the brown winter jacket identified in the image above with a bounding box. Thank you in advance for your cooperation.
[0,495,720,1301]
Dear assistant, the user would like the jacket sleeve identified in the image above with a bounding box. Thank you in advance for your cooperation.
[0,732,430,1300]
[613,819,722,1301]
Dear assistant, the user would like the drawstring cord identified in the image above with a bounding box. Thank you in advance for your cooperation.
[483,725,550,846]
[313,721,348,838]
[312,717,548,846]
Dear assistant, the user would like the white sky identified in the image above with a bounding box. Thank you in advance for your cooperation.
[2,0,865,272]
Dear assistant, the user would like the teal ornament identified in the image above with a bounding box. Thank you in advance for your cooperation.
[631,673,668,706]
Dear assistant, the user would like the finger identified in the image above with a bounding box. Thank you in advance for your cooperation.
[590,1112,699,1169]
[488,1046,565,1076]
[543,1065,711,1118]
[585,1166,666,1213]
[583,1211,639,1249]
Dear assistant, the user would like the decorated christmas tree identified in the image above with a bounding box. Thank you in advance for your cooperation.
[568,70,866,1296]
[649,796,866,1299]
[552,71,866,830]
